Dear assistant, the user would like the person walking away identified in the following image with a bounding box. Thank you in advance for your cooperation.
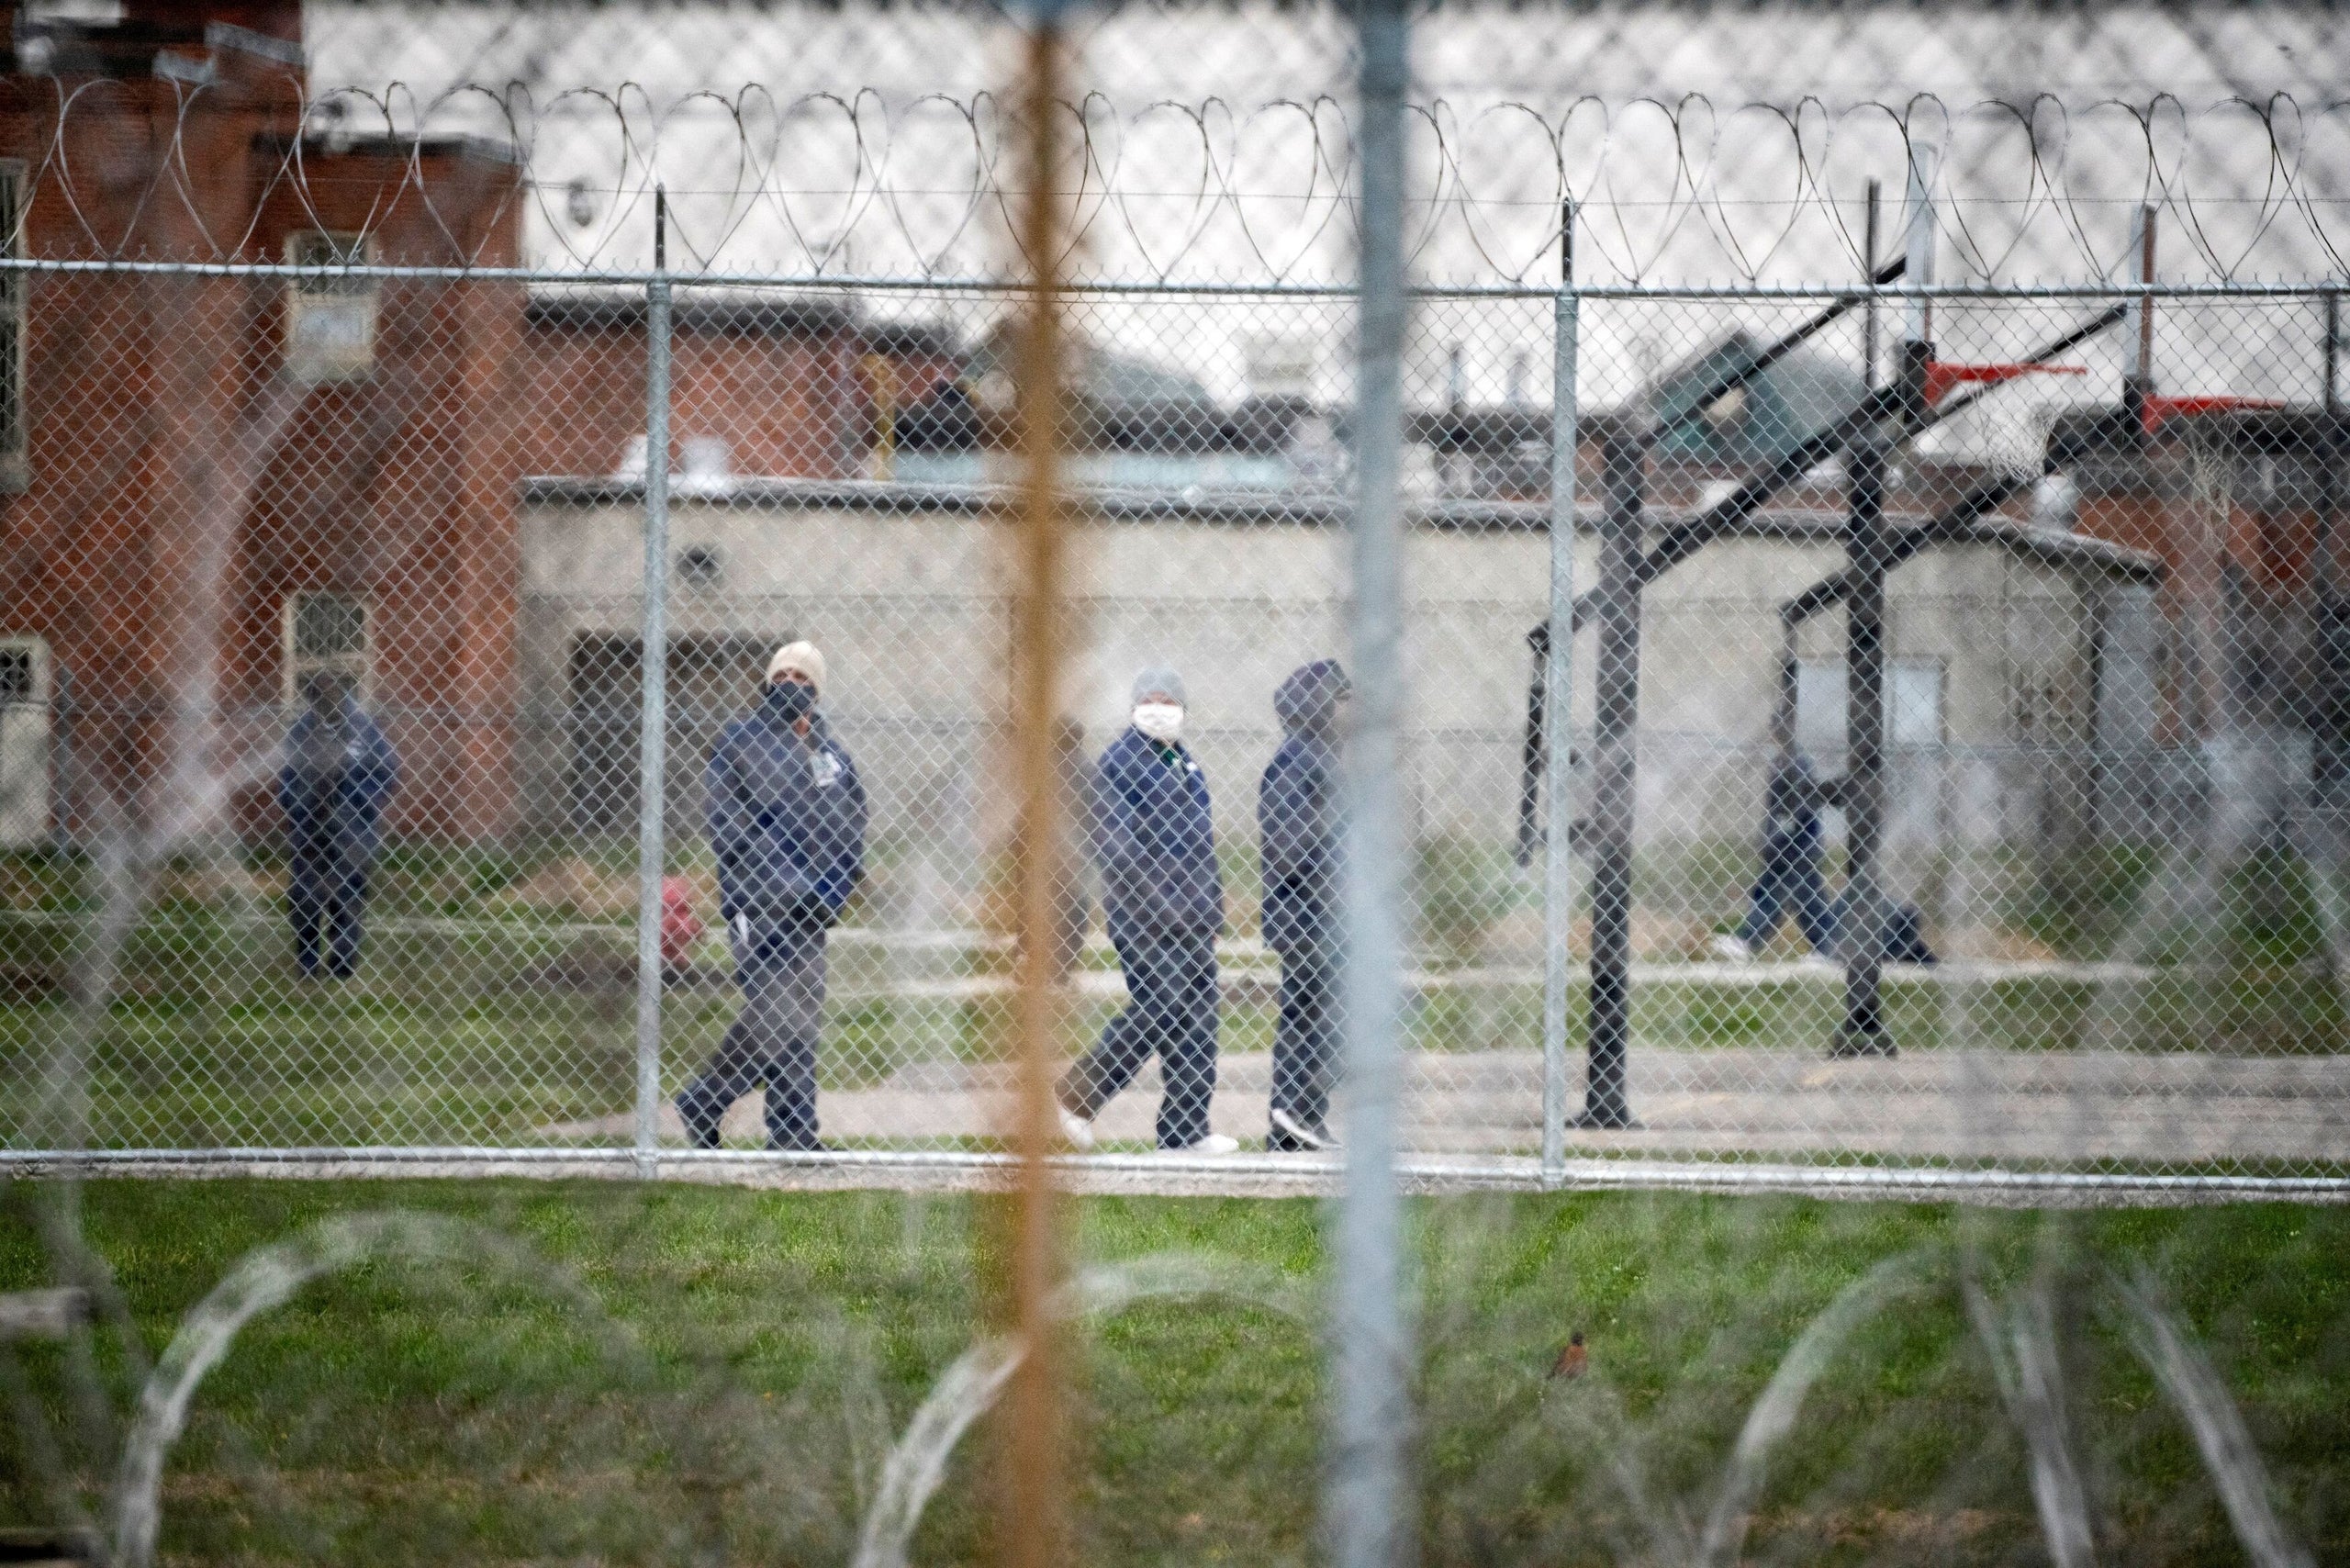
[1056,667,1237,1154]
[678,641,867,1150]
[1710,751,1837,966]
[276,671,399,980]
[1259,659,1350,1151]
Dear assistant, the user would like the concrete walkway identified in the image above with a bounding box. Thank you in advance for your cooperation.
[545,1045,2350,1167]
[821,957,2184,1004]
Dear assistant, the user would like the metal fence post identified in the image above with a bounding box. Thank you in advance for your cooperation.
[2315,290,2346,806]
[1331,0,1414,1564]
[1540,206,1580,1185]
[1581,426,1642,1126]
[633,189,674,1175]
[1832,427,1894,1058]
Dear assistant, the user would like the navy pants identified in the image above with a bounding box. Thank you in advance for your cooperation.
[1736,829,1836,954]
[289,848,372,979]
[677,916,828,1149]
[1270,944,1338,1134]
[1060,930,1220,1148]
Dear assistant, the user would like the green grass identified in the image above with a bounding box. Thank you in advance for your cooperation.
[0,1182,2344,1565]
[5,833,2344,1148]
[3,967,2341,1149]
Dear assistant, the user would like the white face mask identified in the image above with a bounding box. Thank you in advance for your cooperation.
[1132,701,1186,743]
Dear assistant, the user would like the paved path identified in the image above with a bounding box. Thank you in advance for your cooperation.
[543,1045,2350,1167]
[1,911,2185,990]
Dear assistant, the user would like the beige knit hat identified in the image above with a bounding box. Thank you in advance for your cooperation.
[766,640,825,689]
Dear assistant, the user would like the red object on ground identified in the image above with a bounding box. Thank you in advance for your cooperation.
[660,875,705,969]
[1922,360,2087,406]
[2138,392,2287,435]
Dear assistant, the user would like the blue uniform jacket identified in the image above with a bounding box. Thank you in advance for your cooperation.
[1092,727,1223,942]
[1761,753,1826,851]
[707,711,868,922]
[1258,732,1343,955]
[274,703,400,867]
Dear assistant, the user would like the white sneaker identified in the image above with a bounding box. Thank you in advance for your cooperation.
[1164,1133,1241,1156]
[1708,934,1754,963]
[1269,1107,1339,1152]
[1057,1104,1097,1151]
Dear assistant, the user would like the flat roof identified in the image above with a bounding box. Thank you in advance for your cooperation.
[520,475,2165,581]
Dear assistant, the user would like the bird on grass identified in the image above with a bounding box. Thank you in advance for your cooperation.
[1549,1329,1587,1381]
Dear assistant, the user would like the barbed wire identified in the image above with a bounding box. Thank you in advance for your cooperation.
[10,73,2350,287]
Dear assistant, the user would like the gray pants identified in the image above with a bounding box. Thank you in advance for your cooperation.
[677,914,828,1149]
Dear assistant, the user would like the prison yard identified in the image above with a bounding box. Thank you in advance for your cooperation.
[4,0,2348,1191]
[7,0,2350,1562]
[3,841,2343,1167]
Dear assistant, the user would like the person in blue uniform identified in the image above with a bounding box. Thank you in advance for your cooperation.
[678,641,867,1150]
[276,671,399,980]
[1056,666,1237,1155]
[1259,659,1349,1151]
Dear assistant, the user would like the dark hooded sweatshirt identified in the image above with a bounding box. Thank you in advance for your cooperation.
[1258,660,1348,955]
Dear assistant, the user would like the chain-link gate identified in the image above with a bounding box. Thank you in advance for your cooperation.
[0,2,2344,1193]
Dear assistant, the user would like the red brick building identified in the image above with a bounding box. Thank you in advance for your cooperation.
[0,2,955,846]
[2055,405,2348,750]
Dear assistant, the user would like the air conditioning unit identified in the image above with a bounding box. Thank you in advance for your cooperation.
[0,636,50,849]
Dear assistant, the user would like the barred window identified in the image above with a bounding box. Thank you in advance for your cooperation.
[0,642,35,704]
[284,592,370,703]
[0,159,26,491]
[283,230,376,383]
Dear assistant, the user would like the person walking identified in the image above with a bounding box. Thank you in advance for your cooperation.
[1710,751,1838,966]
[677,641,867,1151]
[276,671,399,980]
[1056,667,1237,1155]
[1259,659,1350,1151]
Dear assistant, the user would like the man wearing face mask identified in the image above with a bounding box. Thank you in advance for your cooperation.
[1056,667,1237,1155]
[275,670,399,980]
[679,640,867,1151]
[1259,659,1350,1151]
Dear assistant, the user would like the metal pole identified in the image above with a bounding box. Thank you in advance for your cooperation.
[1831,426,1896,1058]
[1004,18,1070,1568]
[1903,146,1936,346]
[1863,180,1882,392]
[2124,204,2156,432]
[1833,165,1930,1061]
[2315,292,2347,804]
[1580,425,1641,1126]
[1331,0,1414,1563]
[1540,203,1580,1183]
[632,187,672,1174]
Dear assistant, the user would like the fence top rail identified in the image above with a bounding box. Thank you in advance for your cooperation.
[0,254,2344,301]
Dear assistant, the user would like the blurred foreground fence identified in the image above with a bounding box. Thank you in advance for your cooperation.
[2,245,2345,1190]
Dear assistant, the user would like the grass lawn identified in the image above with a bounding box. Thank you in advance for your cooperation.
[5,966,2342,1150]
[6,829,2344,1148]
[1,1181,2345,1566]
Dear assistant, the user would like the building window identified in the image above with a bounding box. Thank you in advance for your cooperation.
[283,230,376,383]
[0,159,27,492]
[284,592,370,703]
[0,642,34,705]
[1796,657,1946,759]
[0,635,50,849]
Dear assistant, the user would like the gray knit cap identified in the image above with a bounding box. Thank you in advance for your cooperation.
[1130,666,1186,706]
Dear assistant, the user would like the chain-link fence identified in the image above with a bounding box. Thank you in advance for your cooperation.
[0,2,2345,1192]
